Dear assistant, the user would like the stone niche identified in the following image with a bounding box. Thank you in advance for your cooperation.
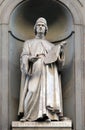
[9,0,74,128]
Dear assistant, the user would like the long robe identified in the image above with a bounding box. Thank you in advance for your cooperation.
[18,38,64,121]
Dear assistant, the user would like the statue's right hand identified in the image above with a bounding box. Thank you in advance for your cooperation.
[20,55,29,74]
[21,63,28,74]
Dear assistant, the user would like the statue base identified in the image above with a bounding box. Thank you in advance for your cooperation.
[12,120,72,130]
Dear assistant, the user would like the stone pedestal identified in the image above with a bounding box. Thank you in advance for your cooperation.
[12,120,72,130]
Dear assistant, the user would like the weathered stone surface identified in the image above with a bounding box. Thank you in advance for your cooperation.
[12,120,72,130]
[0,0,85,130]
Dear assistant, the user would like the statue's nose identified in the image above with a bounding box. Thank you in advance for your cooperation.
[40,26,42,29]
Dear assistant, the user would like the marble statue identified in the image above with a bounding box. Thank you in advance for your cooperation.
[18,17,65,122]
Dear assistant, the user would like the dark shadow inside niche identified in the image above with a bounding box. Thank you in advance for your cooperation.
[10,0,73,41]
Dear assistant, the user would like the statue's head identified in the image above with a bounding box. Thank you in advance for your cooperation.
[34,17,48,35]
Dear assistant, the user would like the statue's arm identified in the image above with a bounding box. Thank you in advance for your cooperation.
[20,41,30,74]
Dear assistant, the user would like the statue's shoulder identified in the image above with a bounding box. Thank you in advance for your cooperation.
[24,39,35,46]
[44,40,54,47]
[24,39,33,43]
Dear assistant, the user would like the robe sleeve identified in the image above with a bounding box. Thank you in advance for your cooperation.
[20,41,31,74]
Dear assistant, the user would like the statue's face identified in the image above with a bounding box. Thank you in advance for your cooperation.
[36,22,46,35]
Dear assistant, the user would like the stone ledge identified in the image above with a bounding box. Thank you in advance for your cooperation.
[12,120,72,130]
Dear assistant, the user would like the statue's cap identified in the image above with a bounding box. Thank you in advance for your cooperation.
[35,17,47,26]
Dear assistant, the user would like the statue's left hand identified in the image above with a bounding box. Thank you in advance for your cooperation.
[29,56,39,63]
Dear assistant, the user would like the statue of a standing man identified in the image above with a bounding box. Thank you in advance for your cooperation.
[18,17,65,122]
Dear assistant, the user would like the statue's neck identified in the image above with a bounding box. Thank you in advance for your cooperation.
[35,33,45,39]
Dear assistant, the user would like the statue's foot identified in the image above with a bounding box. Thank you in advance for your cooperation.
[45,118,51,122]
[20,119,25,122]
[20,118,27,122]
[59,116,70,121]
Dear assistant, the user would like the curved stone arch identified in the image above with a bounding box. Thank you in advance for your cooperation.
[0,0,23,24]
[59,0,84,24]
[0,0,84,25]
[0,1,84,130]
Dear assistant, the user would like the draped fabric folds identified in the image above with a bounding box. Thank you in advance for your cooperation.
[18,38,64,121]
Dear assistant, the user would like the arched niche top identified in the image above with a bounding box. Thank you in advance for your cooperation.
[9,0,73,41]
[0,0,83,25]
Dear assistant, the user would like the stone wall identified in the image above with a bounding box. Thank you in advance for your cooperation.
[0,0,85,130]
